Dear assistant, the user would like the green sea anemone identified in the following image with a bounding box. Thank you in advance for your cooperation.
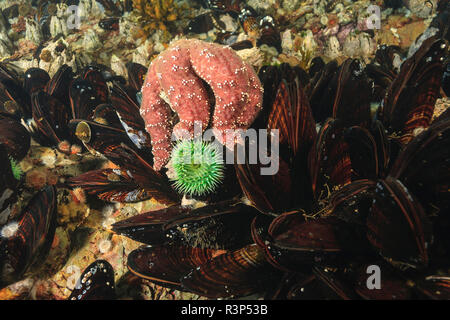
[9,157,23,180]
[170,139,224,197]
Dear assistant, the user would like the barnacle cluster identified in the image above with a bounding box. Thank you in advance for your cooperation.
[131,0,190,35]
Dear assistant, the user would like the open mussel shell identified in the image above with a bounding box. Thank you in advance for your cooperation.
[68,260,116,300]
[70,119,147,163]
[181,244,280,299]
[286,273,351,300]
[0,114,31,161]
[65,168,151,203]
[0,186,57,289]
[109,83,153,156]
[111,205,191,245]
[381,37,448,142]
[367,177,432,269]
[127,244,219,290]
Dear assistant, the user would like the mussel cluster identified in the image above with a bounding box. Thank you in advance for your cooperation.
[0,24,449,299]
[107,35,450,300]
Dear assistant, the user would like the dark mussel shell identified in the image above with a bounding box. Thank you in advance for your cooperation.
[98,17,119,31]
[69,119,149,165]
[65,168,151,203]
[23,68,50,97]
[68,260,116,300]
[125,62,147,92]
[366,177,432,269]
[0,114,31,161]
[267,78,316,161]
[327,179,376,226]
[443,61,449,96]
[308,57,325,78]
[80,65,109,105]
[237,76,316,214]
[306,60,339,123]
[30,91,72,147]
[257,16,282,53]
[91,103,124,129]
[127,244,219,290]
[44,64,74,109]
[343,126,379,180]
[181,244,280,299]
[366,45,402,102]
[69,79,104,121]
[111,205,191,245]
[69,139,177,204]
[0,186,57,289]
[389,118,450,213]
[235,150,292,215]
[331,59,372,128]
[162,200,259,250]
[308,118,352,199]
[311,265,359,300]
[370,120,391,176]
[381,37,448,142]
[109,83,153,158]
[184,12,225,35]
[266,213,369,266]
[229,39,254,51]
[285,273,352,300]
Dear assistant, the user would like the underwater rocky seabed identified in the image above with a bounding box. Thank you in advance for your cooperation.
[0,0,448,300]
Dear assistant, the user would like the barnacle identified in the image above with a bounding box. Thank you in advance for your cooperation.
[131,0,190,35]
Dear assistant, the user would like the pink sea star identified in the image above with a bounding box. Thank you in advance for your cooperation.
[139,39,263,171]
